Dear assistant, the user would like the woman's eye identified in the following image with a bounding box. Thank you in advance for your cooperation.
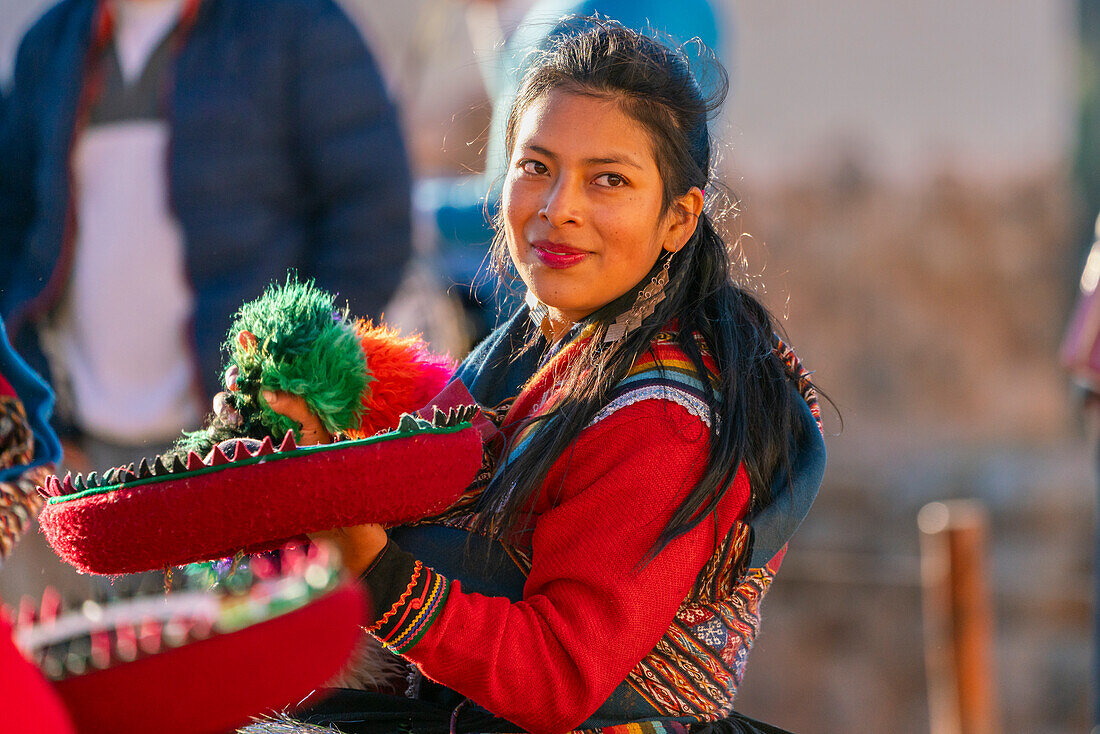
[595,173,627,187]
[519,160,548,175]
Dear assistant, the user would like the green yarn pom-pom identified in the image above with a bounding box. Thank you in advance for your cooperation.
[173,275,370,456]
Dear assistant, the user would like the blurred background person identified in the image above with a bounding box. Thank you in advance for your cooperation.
[0,0,411,602]
[0,0,411,468]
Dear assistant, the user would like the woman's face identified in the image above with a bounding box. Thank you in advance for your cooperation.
[502,90,701,329]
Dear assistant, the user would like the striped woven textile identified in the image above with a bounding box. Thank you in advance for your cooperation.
[0,395,48,562]
[592,329,717,430]
[571,721,691,734]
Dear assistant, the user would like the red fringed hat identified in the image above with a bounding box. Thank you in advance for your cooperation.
[39,409,482,576]
[11,542,369,734]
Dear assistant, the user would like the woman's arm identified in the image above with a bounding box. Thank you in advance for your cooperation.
[362,399,750,733]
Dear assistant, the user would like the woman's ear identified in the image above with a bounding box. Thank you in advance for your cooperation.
[662,187,705,254]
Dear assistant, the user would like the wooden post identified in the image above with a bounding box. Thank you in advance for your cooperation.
[918,500,1001,734]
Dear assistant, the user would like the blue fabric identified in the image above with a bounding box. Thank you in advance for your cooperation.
[747,393,826,569]
[0,318,60,481]
[388,525,528,599]
[451,306,544,409]
[0,0,412,403]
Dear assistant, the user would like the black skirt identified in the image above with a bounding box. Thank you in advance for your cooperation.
[293,688,795,734]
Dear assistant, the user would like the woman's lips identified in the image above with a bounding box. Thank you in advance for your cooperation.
[531,240,587,269]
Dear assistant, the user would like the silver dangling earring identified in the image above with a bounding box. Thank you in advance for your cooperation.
[604,251,673,344]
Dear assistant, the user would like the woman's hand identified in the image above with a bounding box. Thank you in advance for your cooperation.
[260,388,388,576]
[310,523,389,578]
[260,390,333,446]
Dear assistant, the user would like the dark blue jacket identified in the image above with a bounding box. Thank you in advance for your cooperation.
[0,0,411,406]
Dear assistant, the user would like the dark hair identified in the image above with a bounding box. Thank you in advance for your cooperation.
[475,20,807,578]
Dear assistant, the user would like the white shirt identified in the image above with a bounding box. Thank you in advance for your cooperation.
[113,0,185,84]
[50,0,200,444]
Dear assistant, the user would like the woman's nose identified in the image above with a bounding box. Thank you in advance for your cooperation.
[539,179,584,227]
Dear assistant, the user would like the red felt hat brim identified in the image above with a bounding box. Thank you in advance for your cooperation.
[0,616,77,734]
[54,582,368,734]
[40,425,481,575]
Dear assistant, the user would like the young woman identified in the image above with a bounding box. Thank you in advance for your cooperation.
[276,20,826,734]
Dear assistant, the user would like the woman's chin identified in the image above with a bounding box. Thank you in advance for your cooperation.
[527,290,590,321]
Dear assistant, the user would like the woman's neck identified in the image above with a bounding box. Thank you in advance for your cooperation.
[526,291,578,343]
[544,309,576,342]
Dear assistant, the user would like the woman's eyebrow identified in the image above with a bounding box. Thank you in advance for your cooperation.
[583,155,644,170]
[523,144,644,170]
[524,144,558,160]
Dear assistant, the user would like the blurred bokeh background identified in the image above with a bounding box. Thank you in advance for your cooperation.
[0,1,1093,731]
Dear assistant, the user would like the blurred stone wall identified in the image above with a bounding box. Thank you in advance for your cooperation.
[728,166,1091,733]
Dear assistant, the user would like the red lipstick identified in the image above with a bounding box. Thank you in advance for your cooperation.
[531,240,587,269]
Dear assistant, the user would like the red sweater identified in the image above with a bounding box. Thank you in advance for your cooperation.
[363,338,750,733]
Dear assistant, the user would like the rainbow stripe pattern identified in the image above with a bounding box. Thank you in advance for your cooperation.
[573,721,691,733]
[371,560,452,655]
